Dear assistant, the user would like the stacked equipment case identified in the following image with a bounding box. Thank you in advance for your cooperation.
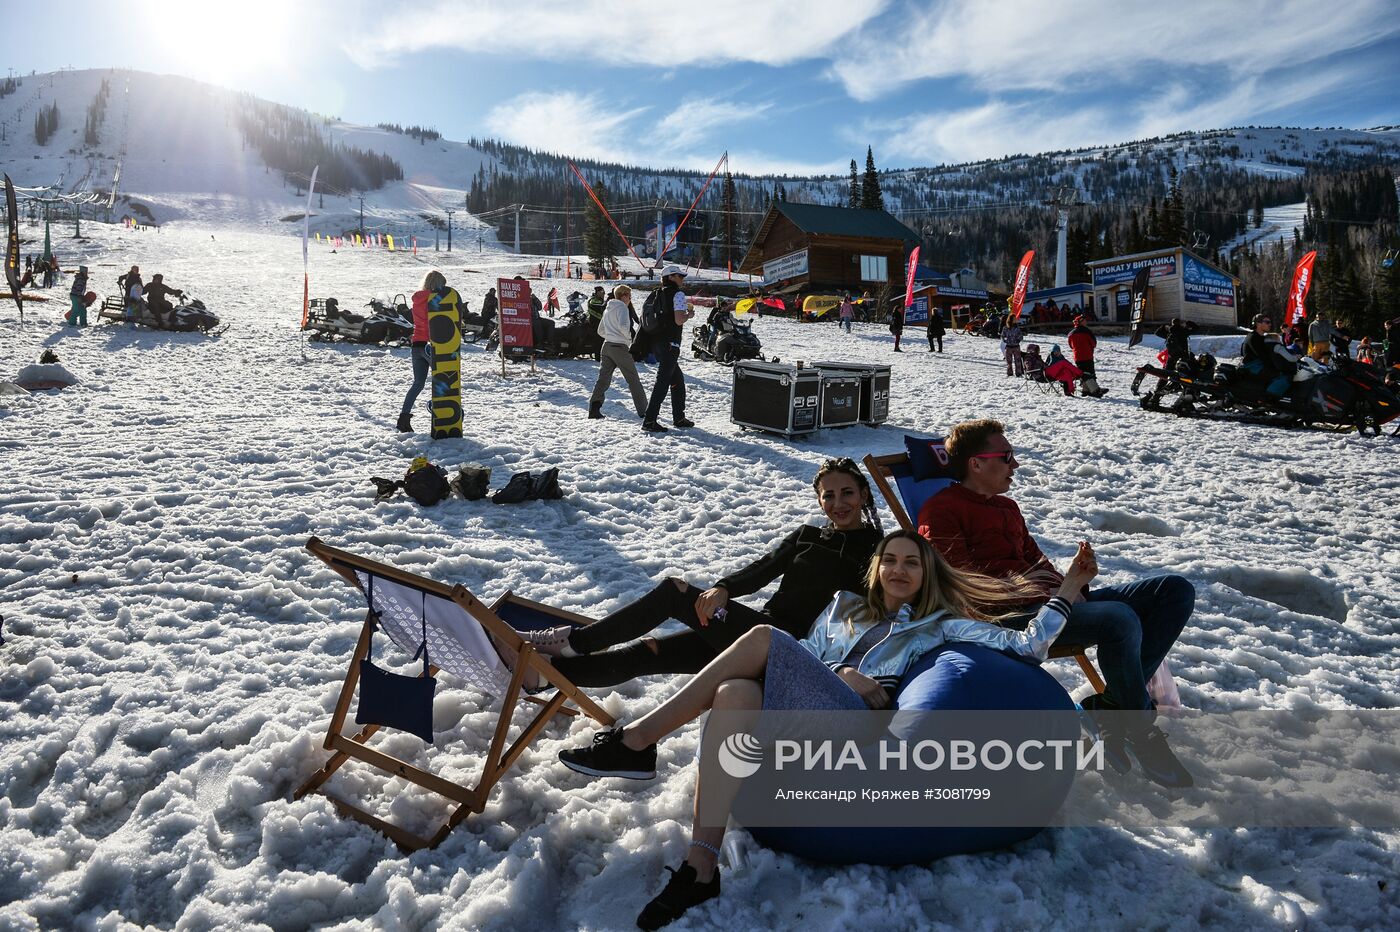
[732,360,891,435]
[811,362,891,426]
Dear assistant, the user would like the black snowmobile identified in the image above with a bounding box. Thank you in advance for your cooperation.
[100,293,222,333]
[1133,349,1400,436]
[303,295,413,345]
[502,305,603,362]
[459,301,495,344]
[692,304,764,365]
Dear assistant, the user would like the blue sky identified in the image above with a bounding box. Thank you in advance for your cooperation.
[13,0,1400,176]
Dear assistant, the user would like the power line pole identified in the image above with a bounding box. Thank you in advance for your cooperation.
[514,204,521,253]
[1043,186,1078,288]
[445,208,455,252]
[358,195,365,237]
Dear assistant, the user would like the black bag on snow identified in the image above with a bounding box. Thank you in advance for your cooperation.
[404,463,451,506]
[451,464,492,501]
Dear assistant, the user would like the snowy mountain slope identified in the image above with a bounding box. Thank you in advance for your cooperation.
[0,69,498,238]
[1,219,1398,929]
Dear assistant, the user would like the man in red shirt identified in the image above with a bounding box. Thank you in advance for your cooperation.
[917,418,1193,787]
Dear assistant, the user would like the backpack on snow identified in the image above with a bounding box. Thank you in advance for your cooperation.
[404,461,451,506]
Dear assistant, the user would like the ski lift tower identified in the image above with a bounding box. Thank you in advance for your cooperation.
[1044,186,1079,288]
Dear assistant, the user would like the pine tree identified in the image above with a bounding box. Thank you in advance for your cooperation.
[861,146,884,211]
[848,159,859,208]
[584,181,619,277]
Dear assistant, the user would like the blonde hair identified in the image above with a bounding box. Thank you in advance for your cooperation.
[422,270,446,291]
[613,284,632,301]
[849,530,1042,628]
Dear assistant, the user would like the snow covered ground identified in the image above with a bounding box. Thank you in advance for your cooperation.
[2,219,1399,931]
[1221,202,1309,258]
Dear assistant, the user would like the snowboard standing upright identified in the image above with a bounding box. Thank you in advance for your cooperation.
[429,288,464,438]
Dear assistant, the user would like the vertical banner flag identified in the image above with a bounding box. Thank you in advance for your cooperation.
[1127,267,1151,347]
[904,246,920,307]
[1008,250,1034,322]
[1285,250,1317,327]
[3,174,22,320]
[496,277,535,373]
[429,283,465,438]
[386,234,395,252]
[301,165,318,329]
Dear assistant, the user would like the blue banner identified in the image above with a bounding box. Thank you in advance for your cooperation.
[1182,255,1235,307]
[1092,255,1177,286]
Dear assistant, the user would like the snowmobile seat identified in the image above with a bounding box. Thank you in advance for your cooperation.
[293,537,615,852]
[862,450,1105,695]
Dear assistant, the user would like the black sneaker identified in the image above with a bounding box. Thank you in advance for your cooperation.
[1125,724,1194,788]
[559,727,657,780]
[1080,695,1133,775]
[637,863,720,931]
[642,421,669,433]
[672,417,695,429]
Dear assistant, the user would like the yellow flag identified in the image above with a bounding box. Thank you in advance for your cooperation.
[386,234,395,251]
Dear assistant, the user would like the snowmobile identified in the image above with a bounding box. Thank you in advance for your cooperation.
[502,305,602,362]
[691,304,764,365]
[1133,348,1400,436]
[303,295,413,345]
[459,301,495,344]
[99,293,222,333]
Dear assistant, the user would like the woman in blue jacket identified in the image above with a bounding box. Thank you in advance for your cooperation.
[557,530,1098,929]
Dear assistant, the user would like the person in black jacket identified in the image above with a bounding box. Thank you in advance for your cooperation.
[926,307,946,352]
[524,459,884,688]
[1240,313,1291,396]
[641,265,695,432]
[142,274,185,327]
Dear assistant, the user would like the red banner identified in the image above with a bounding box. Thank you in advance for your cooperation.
[497,277,535,351]
[1008,250,1034,322]
[1285,250,1317,327]
[904,246,921,308]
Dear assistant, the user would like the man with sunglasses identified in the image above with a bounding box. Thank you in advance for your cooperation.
[916,418,1194,788]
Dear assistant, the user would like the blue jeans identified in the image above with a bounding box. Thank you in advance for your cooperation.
[842,318,852,332]
[400,343,431,417]
[1056,575,1194,712]
[643,340,685,424]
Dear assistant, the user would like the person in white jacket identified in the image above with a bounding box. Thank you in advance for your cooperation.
[589,284,649,419]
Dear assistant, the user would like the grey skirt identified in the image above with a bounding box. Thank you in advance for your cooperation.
[761,629,867,712]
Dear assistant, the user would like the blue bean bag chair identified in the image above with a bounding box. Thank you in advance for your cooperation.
[746,643,1078,866]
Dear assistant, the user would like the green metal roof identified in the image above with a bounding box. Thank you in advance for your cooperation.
[774,202,919,243]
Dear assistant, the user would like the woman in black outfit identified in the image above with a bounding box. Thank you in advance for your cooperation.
[524,459,884,688]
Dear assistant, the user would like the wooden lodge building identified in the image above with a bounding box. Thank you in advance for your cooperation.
[737,202,919,297]
[1087,246,1241,328]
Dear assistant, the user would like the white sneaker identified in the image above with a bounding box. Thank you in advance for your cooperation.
[518,624,574,657]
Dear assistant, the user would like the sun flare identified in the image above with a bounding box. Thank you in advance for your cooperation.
[140,0,292,85]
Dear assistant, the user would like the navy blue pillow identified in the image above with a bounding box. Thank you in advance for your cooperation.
[903,434,954,482]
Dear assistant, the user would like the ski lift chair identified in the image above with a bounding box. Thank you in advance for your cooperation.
[293,537,615,851]
[862,447,1105,694]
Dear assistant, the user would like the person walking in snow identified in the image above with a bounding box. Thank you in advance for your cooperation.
[66,265,90,327]
[1000,317,1024,376]
[838,294,854,333]
[640,264,694,433]
[926,306,946,352]
[889,303,904,352]
[587,284,648,419]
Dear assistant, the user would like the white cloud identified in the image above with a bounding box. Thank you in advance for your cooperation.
[859,56,1380,165]
[830,0,1400,101]
[345,0,887,70]
[658,99,772,152]
[483,92,648,163]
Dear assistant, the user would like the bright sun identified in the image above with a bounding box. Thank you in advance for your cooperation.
[141,0,292,85]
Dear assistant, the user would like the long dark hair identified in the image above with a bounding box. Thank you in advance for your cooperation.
[812,457,883,535]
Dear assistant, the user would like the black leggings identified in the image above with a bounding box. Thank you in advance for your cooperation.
[552,578,800,688]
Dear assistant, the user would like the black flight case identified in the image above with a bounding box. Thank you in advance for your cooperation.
[812,361,891,426]
[731,361,822,436]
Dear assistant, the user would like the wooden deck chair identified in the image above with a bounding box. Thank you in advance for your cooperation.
[293,536,616,851]
[862,446,1106,694]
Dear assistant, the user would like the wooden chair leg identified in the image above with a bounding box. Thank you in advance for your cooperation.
[1076,652,1105,694]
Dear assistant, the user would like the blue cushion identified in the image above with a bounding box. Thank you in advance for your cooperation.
[903,434,955,482]
[746,644,1077,866]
